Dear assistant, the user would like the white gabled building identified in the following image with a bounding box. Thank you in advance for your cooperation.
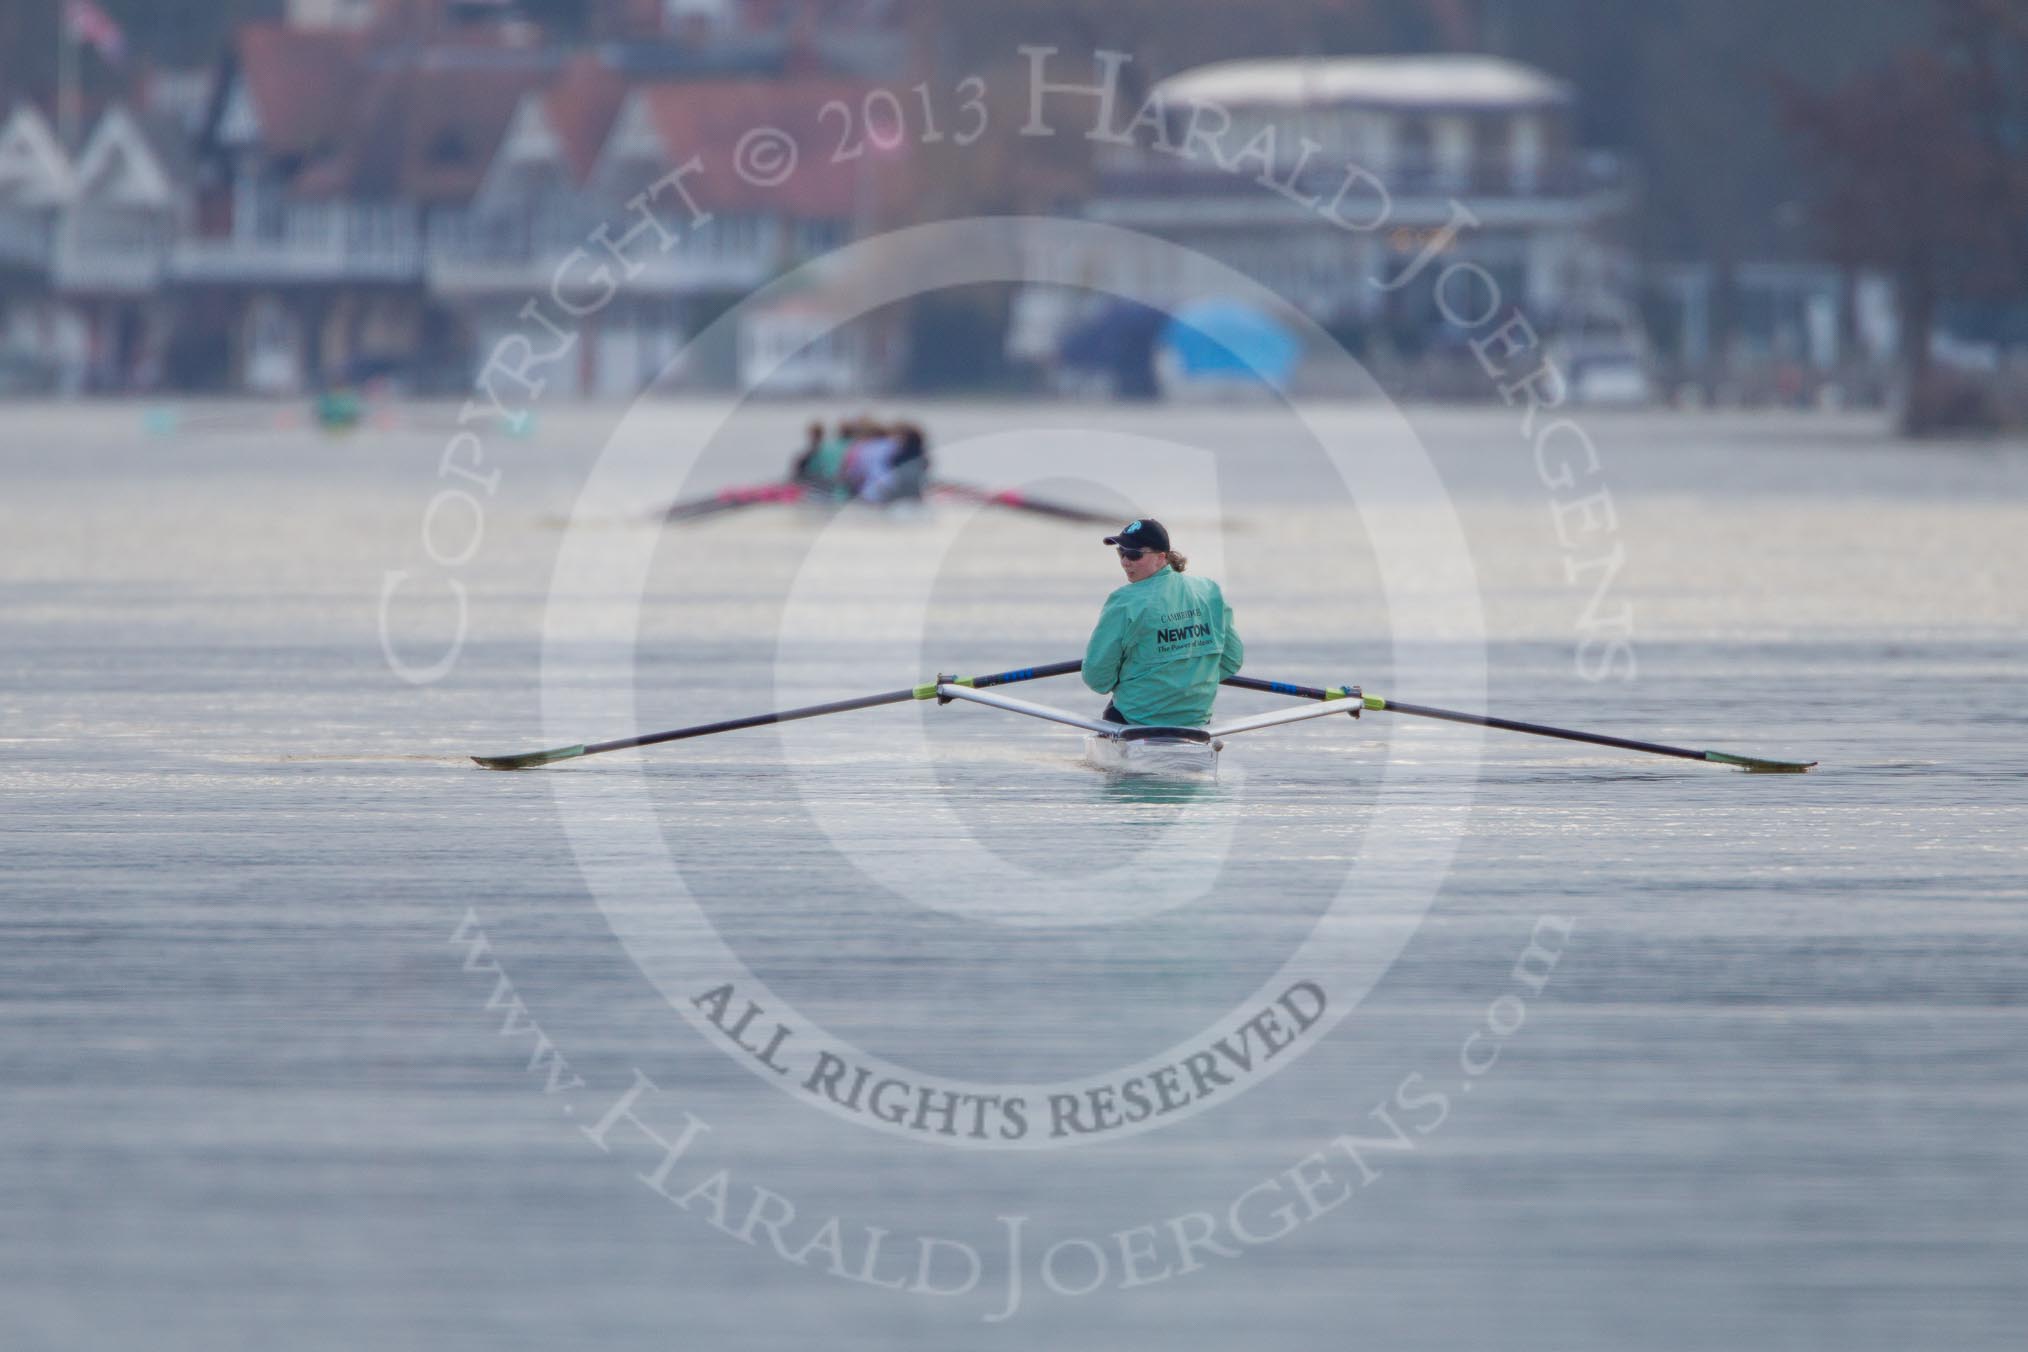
[58,105,193,391]
[0,103,192,393]
[0,104,78,392]
[0,103,75,220]
[0,103,71,287]
[57,105,185,294]
[1022,54,1640,394]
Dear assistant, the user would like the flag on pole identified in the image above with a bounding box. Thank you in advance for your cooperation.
[65,0,126,64]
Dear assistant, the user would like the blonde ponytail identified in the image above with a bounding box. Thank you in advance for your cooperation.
[1164,551,1188,573]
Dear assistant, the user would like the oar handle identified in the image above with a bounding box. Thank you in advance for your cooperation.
[919,658,1083,700]
[1222,674,1362,704]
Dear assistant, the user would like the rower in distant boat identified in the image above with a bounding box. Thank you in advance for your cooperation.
[789,421,825,483]
[1082,518,1245,728]
[793,418,853,493]
[851,422,929,504]
[794,417,933,505]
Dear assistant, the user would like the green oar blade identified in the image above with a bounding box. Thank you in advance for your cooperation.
[472,743,588,771]
[1703,750,1816,773]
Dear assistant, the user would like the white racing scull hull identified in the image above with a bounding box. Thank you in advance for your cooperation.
[932,681,1365,783]
[1080,729,1221,779]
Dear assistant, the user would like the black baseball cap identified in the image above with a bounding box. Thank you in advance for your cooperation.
[1103,518,1169,551]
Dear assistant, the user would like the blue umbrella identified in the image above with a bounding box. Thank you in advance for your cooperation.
[1160,300,1301,389]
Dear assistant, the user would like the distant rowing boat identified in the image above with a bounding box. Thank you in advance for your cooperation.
[653,479,1122,526]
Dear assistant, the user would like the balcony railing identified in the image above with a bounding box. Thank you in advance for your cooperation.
[52,214,172,291]
[169,203,424,283]
[22,198,840,295]
[426,207,785,294]
[1096,150,1626,202]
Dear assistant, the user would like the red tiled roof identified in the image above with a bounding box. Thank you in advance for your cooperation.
[546,53,629,182]
[234,23,369,160]
[297,60,551,203]
[633,78,887,216]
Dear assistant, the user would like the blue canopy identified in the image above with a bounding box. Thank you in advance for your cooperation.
[1160,300,1301,389]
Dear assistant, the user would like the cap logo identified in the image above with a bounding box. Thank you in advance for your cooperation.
[1126,520,1142,533]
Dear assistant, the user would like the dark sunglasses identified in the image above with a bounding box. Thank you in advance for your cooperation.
[1115,546,1149,561]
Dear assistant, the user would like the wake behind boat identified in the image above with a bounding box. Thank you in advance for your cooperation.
[1083,726,1220,779]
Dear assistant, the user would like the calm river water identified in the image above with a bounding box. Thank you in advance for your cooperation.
[2,401,2023,1350]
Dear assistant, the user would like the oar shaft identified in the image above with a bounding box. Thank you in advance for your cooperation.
[930,481,1120,525]
[575,659,1086,758]
[661,481,805,522]
[1222,675,1342,702]
[1368,697,1709,762]
[588,687,912,754]
[966,660,1083,689]
[1222,673,1722,764]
